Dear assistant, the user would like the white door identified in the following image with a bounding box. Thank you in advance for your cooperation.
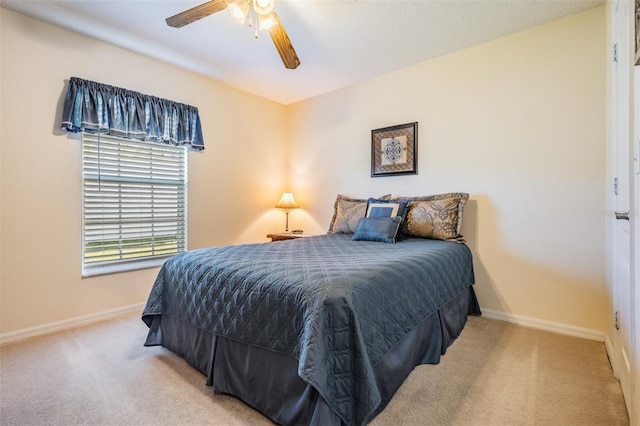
[632,61,639,426]
[611,0,635,420]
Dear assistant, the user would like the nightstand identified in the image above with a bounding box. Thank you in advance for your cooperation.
[266,233,313,242]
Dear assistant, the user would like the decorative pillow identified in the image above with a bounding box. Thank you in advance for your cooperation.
[327,194,391,234]
[352,216,402,243]
[365,198,408,220]
[402,195,468,241]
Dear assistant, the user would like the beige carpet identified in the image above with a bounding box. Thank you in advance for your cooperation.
[0,314,629,425]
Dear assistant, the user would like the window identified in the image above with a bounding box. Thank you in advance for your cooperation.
[82,133,188,276]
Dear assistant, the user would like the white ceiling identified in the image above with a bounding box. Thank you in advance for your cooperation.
[1,0,604,105]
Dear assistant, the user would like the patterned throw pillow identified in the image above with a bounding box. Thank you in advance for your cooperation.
[396,193,469,241]
[328,194,391,234]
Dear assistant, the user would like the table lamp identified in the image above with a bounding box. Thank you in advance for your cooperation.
[275,192,299,232]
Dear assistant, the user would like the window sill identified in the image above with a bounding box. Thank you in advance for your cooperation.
[82,257,170,278]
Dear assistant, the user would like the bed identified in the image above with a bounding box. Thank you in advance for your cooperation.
[142,194,480,425]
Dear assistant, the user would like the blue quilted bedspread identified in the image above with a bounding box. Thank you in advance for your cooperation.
[142,234,475,425]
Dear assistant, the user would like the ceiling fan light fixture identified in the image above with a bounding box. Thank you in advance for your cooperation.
[166,0,299,69]
[253,0,274,16]
[227,0,250,24]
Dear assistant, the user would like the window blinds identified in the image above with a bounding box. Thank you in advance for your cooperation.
[82,133,187,275]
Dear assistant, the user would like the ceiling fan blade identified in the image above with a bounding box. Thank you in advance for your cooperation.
[268,12,301,70]
[166,0,227,28]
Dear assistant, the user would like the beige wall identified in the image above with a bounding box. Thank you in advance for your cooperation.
[287,7,608,332]
[1,6,608,336]
[0,8,288,334]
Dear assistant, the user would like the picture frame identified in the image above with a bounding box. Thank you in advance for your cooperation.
[635,0,640,66]
[371,122,418,177]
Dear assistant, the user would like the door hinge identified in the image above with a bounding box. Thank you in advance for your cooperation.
[613,43,618,62]
[614,177,619,195]
[615,311,619,330]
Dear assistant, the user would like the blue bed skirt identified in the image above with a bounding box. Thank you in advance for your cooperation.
[144,286,480,425]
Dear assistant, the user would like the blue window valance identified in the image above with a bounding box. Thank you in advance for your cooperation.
[61,77,204,150]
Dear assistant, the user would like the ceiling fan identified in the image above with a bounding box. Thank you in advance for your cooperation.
[166,0,300,70]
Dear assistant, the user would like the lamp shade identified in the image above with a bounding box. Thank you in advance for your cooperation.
[275,192,299,210]
[253,0,274,16]
[258,12,277,31]
[227,0,250,24]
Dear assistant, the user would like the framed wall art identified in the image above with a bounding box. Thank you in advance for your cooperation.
[371,122,418,177]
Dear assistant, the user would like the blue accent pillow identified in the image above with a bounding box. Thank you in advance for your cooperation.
[352,216,403,243]
[365,198,408,220]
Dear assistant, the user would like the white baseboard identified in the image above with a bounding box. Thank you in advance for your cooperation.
[603,333,616,370]
[481,308,605,342]
[0,303,145,346]
[0,304,608,347]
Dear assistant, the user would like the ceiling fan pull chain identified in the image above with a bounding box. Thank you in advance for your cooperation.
[249,8,259,38]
